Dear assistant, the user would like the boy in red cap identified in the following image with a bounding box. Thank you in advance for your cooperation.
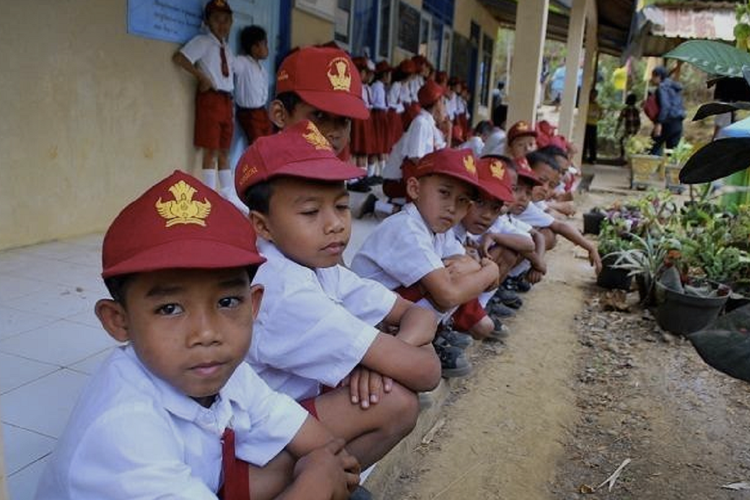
[365,79,448,218]
[511,151,602,282]
[454,156,536,318]
[36,170,361,500]
[173,0,247,213]
[352,148,502,374]
[234,120,441,479]
[267,45,368,159]
[506,120,539,170]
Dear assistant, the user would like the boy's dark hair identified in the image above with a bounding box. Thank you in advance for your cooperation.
[625,93,637,106]
[104,267,260,305]
[538,145,568,160]
[526,151,561,172]
[275,91,303,114]
[241,25,267,54]
[242,180,275,214]
[474,120,493,137]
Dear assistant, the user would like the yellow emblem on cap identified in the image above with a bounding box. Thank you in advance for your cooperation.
[303,122,333,151]
[490,160,505,180]
[463,154,476,175]
[155,180,212,227]
[517,121,529,131]
[328,57,352,92]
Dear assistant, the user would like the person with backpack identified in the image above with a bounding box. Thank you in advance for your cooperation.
[649,66,686,155]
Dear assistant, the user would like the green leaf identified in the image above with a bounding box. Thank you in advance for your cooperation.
[679,138,750,184]
[693,101,750,121]
[664,40,750,78]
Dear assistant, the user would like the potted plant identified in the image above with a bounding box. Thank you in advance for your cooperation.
[583,206,606,235]
[596,219,634,290]
[609,233,670,304]
[625,135,662,190]
[664,139,694,193]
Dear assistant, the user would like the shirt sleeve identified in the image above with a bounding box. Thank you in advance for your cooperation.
[516,202,555,228]
[251,267,379,388]
[328,266,398,325]
[233,365,308,466]
[66,408,217,500]
[180,35,209,65]
[403,118,436,159]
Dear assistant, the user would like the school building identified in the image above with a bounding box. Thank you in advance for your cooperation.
[0,0,634,255]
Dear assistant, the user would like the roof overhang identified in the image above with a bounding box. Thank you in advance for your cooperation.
[477,0,638,56]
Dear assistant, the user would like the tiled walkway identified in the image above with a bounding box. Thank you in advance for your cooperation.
[0,207,380,499]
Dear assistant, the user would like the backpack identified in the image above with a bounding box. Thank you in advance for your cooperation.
[643,93,659,122]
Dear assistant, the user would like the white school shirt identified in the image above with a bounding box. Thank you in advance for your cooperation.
[388,81,404,112]
[370,80,387,110]
[452,222,483,246]
[409,77,421,103]
[383,109,446,180]
[492,213,534,237]
[35,346,306,500]
[362,84,372,109]
[516,201,555,228]
[234,55,268,108]
[351,203,466,291]
[248,240,396,401]
[481,128,506,157]
[400,78,414,104]
[445,93,458,120]
[180,32,234,93]
[459,136,485,157]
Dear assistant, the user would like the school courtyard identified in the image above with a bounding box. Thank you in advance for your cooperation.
[3,163,750,499]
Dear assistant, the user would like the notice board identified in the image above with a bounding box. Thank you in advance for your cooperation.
[128,0,205,44]
[397,2,420,54]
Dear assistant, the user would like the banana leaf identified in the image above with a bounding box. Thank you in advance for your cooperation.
[688,304,750,383]
[679,138,750,184]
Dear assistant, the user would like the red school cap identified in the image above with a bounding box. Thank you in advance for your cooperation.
[399,59,417,75]
[204,0,232,18]
[507,120,538,145]
[101,170,264,279]
[276,46,369,120]
[514,156,543,186]
[235,120,364,198]
[477,157,515,203]
[375,60,393,73]
[418,79,445,108]
[411,148,481,190]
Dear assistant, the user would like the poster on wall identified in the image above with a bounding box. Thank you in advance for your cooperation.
[295,0,336,22]
[397,2,420,54]
[128,0,205,44]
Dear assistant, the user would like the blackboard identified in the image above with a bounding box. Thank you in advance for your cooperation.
[397,2,420,54]
[451,33,471,82]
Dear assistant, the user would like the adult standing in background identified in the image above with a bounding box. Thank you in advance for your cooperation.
[649,66,686,155]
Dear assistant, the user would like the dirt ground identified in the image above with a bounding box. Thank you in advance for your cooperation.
[381,188,750,500]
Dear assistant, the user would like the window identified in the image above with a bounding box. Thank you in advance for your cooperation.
[419,14,430,57]
[334,0,352,47]
[478,33,493,106]
[397,1,420,54]
[440,26,451,70]
[351,0,377,57]
[378,0,392,60]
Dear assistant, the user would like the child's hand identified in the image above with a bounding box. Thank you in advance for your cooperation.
[526,269,544,284]
[532,259,547,275]
[589,248,603,275]
[197,72,214,93]
[480,258,501,289]
[342,367,392,409]
[293,438,361,499]
[479,235,495,258]
[463,240,481,261]
[444,255,481,277]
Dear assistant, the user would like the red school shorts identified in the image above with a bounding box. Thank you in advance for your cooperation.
[194,90,234,150]
[236,106,272,145]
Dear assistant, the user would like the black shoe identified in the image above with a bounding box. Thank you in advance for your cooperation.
[495,284,523,308]
[489,301,516,318]
[514,277,532,293]
[433,341,472,378]
[437,328,473,349]
[371,175,384,185]
[347,179,371,193]
[487,317,510,341]
[356,193,377,219]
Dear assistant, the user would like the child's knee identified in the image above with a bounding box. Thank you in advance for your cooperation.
[542,228,557,250]
[382,383,419,435]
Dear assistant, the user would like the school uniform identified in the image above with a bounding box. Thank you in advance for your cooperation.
[234,55,272,144]
[516,201,555,228]
[36,345,306,500]
[180,31,235,149]
[506,213,536,277]
[387,80,405,148]
[460,136,485,157]
[370,80,390,155]
[351,202,465,321]
[382,109,446,199]
[481,128,506,157]
[248,239,397,402]
[351,84,376,156]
